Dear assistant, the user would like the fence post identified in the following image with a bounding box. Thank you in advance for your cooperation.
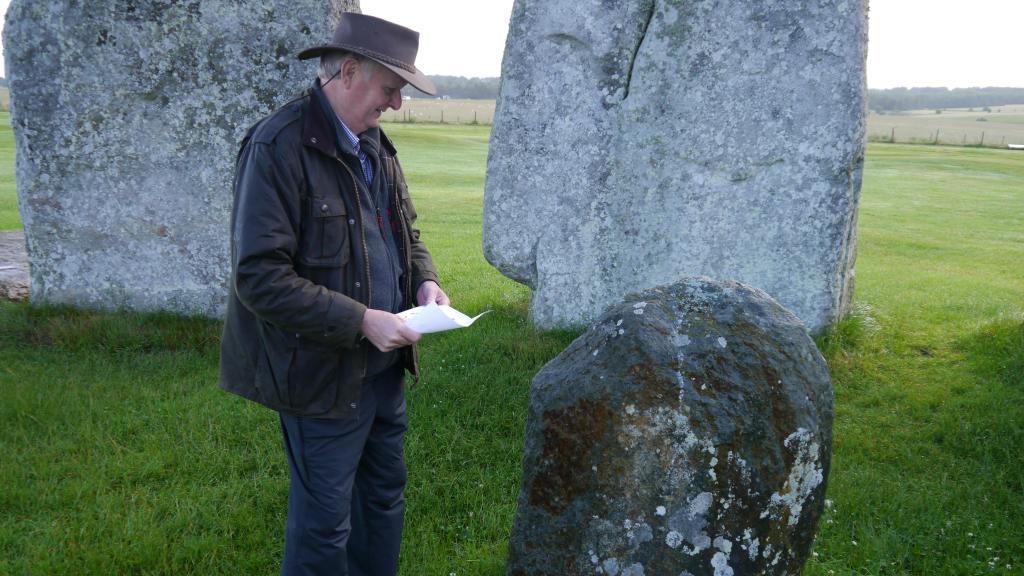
[890,127,895,143]
[980,131,985,146]
[935,129,940,145]
[441,109,444,124]
[474,110,478,124]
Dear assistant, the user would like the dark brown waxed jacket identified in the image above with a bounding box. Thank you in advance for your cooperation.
[218,87,440,418]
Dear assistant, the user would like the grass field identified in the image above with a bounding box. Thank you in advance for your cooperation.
[0,112,16,230]
[383,98,496,125]
[868,104,1024,147]
[1,121,1022,575]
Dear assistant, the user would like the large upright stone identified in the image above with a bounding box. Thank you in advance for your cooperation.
[4,0,357,315]
[484,0,867,332]
[508,277,833,575]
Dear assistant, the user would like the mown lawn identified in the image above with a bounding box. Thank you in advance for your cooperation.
[0,124,1022,575]
[0,111,17,230]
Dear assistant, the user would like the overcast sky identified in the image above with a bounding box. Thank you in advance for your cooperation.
[1,0,1022,88]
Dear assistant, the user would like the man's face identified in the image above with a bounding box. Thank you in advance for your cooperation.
[337,60,406,135]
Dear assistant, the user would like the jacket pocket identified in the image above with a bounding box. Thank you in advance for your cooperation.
[287,344,343,416]
[253,323,296,410]
[299,195,350,268]
[254,323,345,416]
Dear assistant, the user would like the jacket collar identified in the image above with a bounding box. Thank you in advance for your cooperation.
[301,81,338,158]
[379,129,398,157]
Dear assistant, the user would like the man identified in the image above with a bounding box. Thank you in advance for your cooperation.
[219,12,448,576]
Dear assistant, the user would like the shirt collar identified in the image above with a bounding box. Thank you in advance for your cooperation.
[337,116,361,152]
[312,83,357,156]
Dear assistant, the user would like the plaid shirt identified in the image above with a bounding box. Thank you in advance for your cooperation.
[338,119,374,187]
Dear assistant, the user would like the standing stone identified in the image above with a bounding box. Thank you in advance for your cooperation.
[509,277,833,575]
[3,0,357,316]
[485,0,867,332]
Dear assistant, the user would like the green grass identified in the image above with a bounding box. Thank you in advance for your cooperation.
[809,143,1024,575]
[0,111,18,230]
[1,127,1023,575]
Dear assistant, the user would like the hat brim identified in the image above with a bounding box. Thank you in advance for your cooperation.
[298,45,437,96]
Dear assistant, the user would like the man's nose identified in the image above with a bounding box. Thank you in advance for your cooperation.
[390,91,403,111]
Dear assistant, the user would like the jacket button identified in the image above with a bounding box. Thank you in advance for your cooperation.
[350,403,357,409]
[355,282,361,288]
[348,218,355,225]
[311,137,318,144]
[321,204,329,212]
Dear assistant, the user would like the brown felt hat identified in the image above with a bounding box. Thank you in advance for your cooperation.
[298,12,436,96]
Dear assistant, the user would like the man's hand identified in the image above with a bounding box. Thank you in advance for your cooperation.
[416,280,450,307]
[361,309,421,352]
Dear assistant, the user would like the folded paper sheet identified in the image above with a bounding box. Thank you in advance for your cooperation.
[397,302,491,334]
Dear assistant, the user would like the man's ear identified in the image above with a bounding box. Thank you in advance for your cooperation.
[341,56,360,87]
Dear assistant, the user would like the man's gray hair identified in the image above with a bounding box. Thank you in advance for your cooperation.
[318,51,381,83]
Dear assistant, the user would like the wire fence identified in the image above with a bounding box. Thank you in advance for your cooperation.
[866,127,1022,148]
[381,99,496,125]
[866,107,1024,149]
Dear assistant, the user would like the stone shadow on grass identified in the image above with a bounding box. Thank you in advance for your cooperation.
[955,317,1024,390]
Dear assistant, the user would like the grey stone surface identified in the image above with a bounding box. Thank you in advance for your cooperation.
[484,0,867,332]
[3,0,357,316]
[0,231,29,300]
[508,277,833,575]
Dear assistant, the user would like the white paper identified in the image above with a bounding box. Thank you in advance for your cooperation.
[396,302,491,334]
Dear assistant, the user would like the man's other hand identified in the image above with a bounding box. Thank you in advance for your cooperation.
[416,280,450,307]
[361,309,421,352]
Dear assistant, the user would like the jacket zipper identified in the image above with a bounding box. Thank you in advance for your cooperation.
[335,156,373,307]
[335,156,372,378]
[336,150,420,384]
[386,155,420,385]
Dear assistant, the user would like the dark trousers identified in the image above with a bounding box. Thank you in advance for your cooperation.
[279,366,407,576]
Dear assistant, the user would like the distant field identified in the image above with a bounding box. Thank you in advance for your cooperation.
[868,104,1024,147]
[5,84,1023,145]
[383,98,496,125]
[384,98,1024,148]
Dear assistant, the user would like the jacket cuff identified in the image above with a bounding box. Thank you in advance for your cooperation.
[321,292,367,349]
[413,271,441,293]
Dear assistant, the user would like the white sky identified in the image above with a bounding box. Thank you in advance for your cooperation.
[1,0,1022,88]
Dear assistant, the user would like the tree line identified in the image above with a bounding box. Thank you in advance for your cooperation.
[869,87,1024,112]
[404,77,1024,113]
[402,76,500,100]
[4,72,1021,111]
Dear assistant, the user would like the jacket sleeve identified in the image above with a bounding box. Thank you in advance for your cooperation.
[231,139,366,348]
[393,156,441,291]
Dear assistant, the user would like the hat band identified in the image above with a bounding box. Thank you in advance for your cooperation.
[331,42,416,74]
